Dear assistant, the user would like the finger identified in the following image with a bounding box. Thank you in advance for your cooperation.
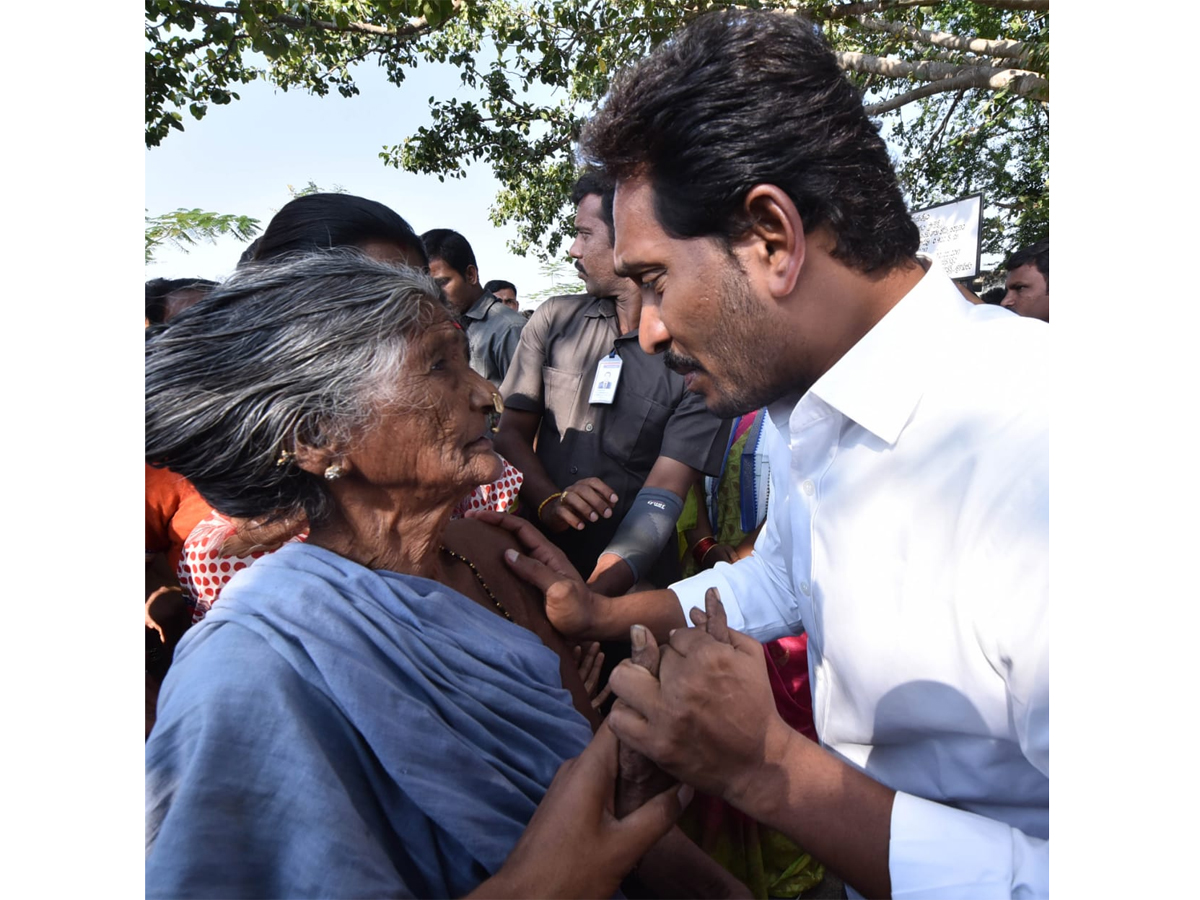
[609,776,692,858]
[629,624,662,678]
[591,683,614,710]
[687,606,709,630]
[704,587,732,645]
[664,624,723,658]
[561,485,611,522]
[504,546,579,594]
[578,477,620,507]
[607,659,662,715]
[606,698,652,750]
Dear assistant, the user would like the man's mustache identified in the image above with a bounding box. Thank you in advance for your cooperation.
[664,349,704,374]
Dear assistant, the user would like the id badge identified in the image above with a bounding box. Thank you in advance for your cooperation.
[588,352,623,404]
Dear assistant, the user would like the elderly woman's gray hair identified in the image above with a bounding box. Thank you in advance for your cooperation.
[145,251,452,524]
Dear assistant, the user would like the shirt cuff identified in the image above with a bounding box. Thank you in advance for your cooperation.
[882,791,1048,900]
[669,566,743,631]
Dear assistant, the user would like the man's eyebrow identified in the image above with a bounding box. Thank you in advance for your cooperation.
[613,257,647,278]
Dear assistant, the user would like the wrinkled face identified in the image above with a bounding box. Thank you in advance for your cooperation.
[428,257,479,314]
[612,176,781,418]
[1001,263,1049,322]
[346,315,503,499]
[568,193,627,299]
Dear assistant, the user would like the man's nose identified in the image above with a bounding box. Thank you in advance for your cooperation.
[1000,293,1015,308]
[638,303,671,354]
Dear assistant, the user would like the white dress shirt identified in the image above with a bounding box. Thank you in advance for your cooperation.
[672,261,1049,899]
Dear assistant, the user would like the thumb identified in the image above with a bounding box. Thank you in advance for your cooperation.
[610,780,693,861]
[504,547,568,594]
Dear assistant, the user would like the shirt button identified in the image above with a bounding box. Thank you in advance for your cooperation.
[585,423,593,432]
[570,465,579,474]
[800,581,811,596]
[802,480,815,496]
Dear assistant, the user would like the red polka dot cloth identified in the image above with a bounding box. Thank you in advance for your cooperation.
[178,459,524,624]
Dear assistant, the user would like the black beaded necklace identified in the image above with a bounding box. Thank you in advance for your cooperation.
[440,545,513,621]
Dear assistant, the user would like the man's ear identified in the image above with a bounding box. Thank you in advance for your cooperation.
[466,264,480,286]
[738,185,805,299]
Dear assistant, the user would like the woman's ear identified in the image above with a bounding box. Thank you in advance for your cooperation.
[292,443,344,479]
[739,185,806,299]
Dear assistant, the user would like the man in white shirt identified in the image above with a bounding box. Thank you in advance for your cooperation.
[490,9,1048,899]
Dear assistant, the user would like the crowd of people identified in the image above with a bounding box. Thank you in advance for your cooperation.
[145,9,1048,899]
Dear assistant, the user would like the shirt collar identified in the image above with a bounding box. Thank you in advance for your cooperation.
[583,295,617,319]
[462,290,499,322]
[802,258,970,446]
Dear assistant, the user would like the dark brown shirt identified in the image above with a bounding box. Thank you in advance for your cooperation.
[500,294,731,584]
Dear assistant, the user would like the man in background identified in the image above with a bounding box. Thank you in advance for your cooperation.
[484,279,520,311]
[496,170,729,598]
[422,229,527,385]
[1000,239,1049,321]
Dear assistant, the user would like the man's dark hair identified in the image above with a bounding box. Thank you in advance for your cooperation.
[242,193,427,267]
[981,286,1007,305]
[1005,239,1049,287]
[580,10,919,274]
[421,229,478,276]
[483,279,516,297]
[145,278,217,324]
[570,169,616,241]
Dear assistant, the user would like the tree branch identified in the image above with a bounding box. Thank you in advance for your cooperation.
[177,0,464,39]
[810,0,1047,16]
[847,15,1035,67]
[839,51,1048,107]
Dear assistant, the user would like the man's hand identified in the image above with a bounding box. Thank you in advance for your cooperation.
[470,721,691,899]
[540,477,619,533]
[606,590,796,807]
[472,510,601,639]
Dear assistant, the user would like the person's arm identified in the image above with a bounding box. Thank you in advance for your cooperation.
[588,456,700,595]
[475,510,687,641]
[465,721,690,900]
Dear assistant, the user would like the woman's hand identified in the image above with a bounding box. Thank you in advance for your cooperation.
[540,477,619,533]
[574,642,613,710]
[468,720,691,899]
[471,510,600,639]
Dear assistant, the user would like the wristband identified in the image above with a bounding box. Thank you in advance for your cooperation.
[604,486,684,584]
[537,491,563,522]
[691,536,718,567]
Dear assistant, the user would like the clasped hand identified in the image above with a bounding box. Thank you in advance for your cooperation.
[608,589,796,808]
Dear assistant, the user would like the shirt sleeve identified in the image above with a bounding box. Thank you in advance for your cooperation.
[670,419,804,642]
[657,386,732,476]
[886,793,1048,899]
[490,314,526,385]
[499,301,552,411]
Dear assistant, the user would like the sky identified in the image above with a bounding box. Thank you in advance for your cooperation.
[145,55,573,308]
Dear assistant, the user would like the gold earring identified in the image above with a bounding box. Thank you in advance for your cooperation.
[490,393,504,432]
[324,464,345,481]
[275,449,294,467]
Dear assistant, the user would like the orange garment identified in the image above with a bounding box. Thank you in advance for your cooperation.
[145,464,212,574]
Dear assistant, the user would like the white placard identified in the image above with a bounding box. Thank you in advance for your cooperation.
[911,194,982,279]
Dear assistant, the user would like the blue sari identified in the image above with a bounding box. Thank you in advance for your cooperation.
[146,542,593,899]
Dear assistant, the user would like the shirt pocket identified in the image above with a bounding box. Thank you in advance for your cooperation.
[602,390,672,472]
[541,366,583,435]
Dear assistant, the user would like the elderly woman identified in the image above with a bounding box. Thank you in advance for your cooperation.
[145,252,742,899]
